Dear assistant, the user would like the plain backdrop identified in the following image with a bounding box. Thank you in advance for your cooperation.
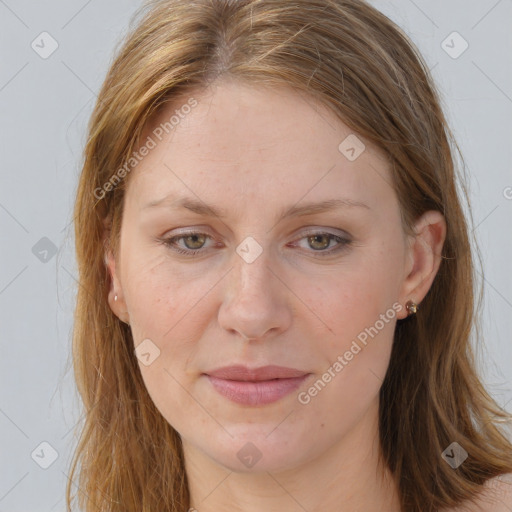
[1,0,511,510]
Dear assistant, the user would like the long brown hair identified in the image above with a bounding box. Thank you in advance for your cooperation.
[67,0,512,510]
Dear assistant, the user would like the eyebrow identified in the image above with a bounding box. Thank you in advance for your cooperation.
[142,195,370,221]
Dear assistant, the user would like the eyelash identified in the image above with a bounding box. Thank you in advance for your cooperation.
[160,230,352,257]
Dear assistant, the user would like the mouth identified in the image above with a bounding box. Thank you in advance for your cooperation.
[203,365,311,406]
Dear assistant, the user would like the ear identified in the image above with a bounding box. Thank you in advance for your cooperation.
[396,210,446,320]
[105,247,130,325]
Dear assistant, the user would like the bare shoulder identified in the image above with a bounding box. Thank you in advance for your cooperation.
[443,473,512,512]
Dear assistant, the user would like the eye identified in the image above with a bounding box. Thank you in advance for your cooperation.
[162,232,213,256]
[291,230,352,256]
[160,229,352,257]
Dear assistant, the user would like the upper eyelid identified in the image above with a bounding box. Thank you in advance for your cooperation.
[167,225,351,237]
[165,229,352,251]
[167,227,350,243]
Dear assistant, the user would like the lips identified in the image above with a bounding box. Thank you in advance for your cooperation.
[206,365,308,381]
[204,365,310,406]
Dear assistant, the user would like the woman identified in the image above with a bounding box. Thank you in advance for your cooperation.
[67,0,512,510]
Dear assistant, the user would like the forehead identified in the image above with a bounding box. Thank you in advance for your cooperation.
[125,80,394,217]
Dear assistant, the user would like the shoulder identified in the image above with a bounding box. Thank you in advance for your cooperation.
[445,473,512,512]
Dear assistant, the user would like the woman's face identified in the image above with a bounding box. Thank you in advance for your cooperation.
[107,78,442,473]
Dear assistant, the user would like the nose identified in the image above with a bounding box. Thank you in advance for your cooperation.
[217,243,292,342]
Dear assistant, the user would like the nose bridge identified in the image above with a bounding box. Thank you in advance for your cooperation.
[218,234,290,340]
[232,234,274,299]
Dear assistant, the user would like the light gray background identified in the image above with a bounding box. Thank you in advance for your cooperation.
[1,1,511,510]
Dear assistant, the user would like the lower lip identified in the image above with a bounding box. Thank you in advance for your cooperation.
[206,374,310,406]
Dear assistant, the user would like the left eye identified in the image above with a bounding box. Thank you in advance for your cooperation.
[161,231,351,257]
[295,232,350,253]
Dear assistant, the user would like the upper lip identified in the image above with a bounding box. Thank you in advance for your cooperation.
[205,365,309,381]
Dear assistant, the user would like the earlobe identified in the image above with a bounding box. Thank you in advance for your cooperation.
[105,249,118,298]
[397,210,446,319]
[105,249,130,325]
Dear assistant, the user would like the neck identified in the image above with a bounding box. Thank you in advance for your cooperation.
[183,398,401,512]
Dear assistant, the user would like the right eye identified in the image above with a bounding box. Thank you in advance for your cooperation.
[161,231,213,256]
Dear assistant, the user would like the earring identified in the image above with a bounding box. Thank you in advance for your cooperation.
[405,300,418,315]
[114,294,118,302]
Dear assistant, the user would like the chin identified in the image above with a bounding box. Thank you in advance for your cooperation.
[202,426,313,474]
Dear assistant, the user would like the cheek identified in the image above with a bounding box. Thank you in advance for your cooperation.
[124,259,210,428]
[302,260,398,347]
[297,250,400,405]
[123,250,210,333]
[297,281,397,438]
[310,276,396,394]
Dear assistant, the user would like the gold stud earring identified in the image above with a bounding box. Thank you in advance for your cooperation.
[405,300,418,315]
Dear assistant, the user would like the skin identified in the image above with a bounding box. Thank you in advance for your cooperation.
[106,77,448,511]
